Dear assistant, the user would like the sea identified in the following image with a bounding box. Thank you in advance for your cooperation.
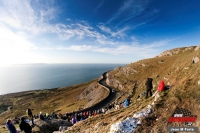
[0,64,125,95]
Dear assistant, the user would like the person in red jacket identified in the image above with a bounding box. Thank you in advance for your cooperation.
[158,80,165,91]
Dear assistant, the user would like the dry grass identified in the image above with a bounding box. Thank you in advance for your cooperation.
[65,46,200,133]
[1,46,200,133]
[0,79,109,125]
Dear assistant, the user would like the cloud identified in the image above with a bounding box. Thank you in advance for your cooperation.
[107,0,159,29]
[98,25,130,38]
[107,0,133,24]
[0,0,169,65]
[93,40,168,56]
[55,39,170,58]
[94,0,104,13]
[58,45,95,51]
[0,0,111,45]
[0,0,57,35]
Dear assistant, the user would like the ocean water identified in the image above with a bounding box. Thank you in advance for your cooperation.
[0,64,125,95]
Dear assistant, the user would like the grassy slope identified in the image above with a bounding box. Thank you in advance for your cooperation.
[66,46,200,133]
[0,79,109,125]
[0,46,199,133]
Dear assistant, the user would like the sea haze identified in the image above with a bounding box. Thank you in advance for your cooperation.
[0,64,125,95]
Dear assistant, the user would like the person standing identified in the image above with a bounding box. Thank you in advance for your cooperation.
[6,119,17,133]
[19,117,32,133]
[145,78,153,98]
[26,108,35,125]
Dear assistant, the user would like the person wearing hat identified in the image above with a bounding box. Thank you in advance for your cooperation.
[19,117,32,133]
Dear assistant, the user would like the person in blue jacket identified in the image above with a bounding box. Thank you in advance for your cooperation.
[124,97,130,108]
[6,119,17,133]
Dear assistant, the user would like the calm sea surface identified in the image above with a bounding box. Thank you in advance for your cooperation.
[0,64,125,95]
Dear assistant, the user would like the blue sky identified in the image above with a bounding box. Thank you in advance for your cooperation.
[0,0,200,65]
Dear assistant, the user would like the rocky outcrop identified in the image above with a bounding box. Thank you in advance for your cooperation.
[33,119,72,133]
[113,66,137,76]
[193,56,200,63]
[122,66,137,75]
[195,44,200,50]
[106,72,124,90]
[158,46,196,57]
[141,64,147,67]
[183,46,195,51]
[114,67,121,72]
[158,48,180,57]
[78,83,109,108]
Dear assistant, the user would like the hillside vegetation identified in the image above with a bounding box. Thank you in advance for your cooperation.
[0,45,200,133]
[66,45,200,133]
[0,79,109,124]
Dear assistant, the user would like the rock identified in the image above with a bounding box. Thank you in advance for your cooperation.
[158,48,180,57]
[34,119,72,133]
[164,77,168,80]
[184,67,189,69]
[59,126,68,132]
[195,44,200,50]
[94,121,103,129]
[184,46,194,51]
[193,57,199,63]
[142,64,146,67]
[114,67,121,72]
[122,66,137,75]
[106,72,124,90]
[198,80,200,85]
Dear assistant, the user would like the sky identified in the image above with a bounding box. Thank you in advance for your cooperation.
[0,0,200,65]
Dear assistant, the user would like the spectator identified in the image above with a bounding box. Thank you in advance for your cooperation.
[6,119,17,133]
[26,108,35,125]
[19,117,32,133]
[39,112,45,120]
[71,116,77,124]
[145,78,153,98]
[124,98,130,108]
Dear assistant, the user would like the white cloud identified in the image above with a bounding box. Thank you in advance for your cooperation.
[58,45,94,51]
[94,0,104,13]
[55,39,170,58]
[0,0,131,47]
[0,0,57,35]
[0,0,168,65]
[98,25,129,38]
[106,0,158,29]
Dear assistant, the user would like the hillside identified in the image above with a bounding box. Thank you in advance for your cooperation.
[0,79,109,124]
[0,45,200,133]
[65,45,200,133]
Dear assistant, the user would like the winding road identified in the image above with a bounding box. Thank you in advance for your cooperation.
[76,72,117,113]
